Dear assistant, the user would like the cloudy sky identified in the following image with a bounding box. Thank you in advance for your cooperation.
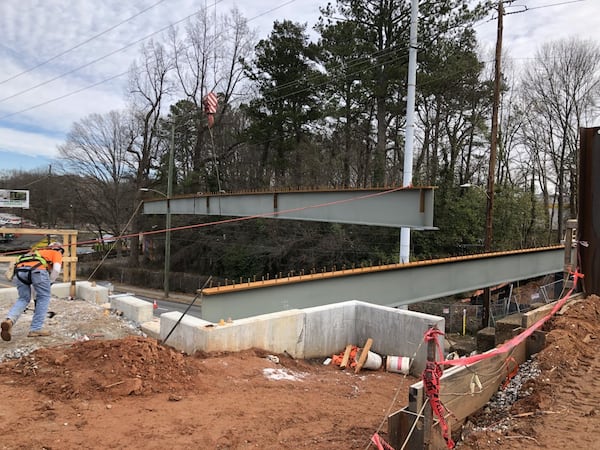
[0,0,597,172]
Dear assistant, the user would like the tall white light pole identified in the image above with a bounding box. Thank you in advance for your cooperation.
[400,0,419,264]
[164,122,175,299]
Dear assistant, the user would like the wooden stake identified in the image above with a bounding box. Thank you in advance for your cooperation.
[354,338,373,374]
[340,344,353,369]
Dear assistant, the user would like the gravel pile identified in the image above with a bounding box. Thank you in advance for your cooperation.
[460,355,542,438]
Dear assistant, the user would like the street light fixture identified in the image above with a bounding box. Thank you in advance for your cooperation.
[460,183,490,199]
[139,188,166,198]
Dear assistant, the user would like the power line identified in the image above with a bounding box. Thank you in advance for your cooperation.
[0,71,129,121]
[0,0,468,118]
[0,1,228,105]
[524,0,586,11]
[0,0,298,117]
[0,0,508,127]
[0,0,169,86]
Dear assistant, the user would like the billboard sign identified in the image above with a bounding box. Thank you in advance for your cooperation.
[0,190,30,209]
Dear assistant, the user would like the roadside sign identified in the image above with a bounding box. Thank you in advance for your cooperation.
[0,190,29,209]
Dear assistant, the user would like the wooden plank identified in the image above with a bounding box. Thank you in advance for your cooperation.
[340,344,353,369]
[521,301,557,328]
[354,337,373,374]
[521,294,584,328]
[407,340,527,423]
[0,227,77,235]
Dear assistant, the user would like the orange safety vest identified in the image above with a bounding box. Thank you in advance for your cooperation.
[16,248,63,270]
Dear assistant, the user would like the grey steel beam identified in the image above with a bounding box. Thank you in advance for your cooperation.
[142,187,435,229]
[199,246,564,322]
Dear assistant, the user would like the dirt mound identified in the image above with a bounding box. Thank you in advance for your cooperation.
[0,330,414,449]
[0,336,203,400]
[462,294,600,449]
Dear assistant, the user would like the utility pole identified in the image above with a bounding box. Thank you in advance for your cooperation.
[164,122,175,299]
[399,0,419,264]
[482,0,503,328]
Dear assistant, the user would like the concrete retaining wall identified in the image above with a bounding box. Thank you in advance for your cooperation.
[303,302,357,359]
[159,300,443,375]
[355,303,444,375]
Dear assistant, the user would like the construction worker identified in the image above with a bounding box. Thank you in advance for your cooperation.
[1,242,64,341]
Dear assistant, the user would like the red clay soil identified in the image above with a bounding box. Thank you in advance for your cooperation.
[0,336,414,449]
[460,294,600,449]
[1,294,599,449]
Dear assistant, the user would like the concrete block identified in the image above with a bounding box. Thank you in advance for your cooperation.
[160,311,213,355]
[526,330,546,357]
[495,313,522,345]
[51,282,71,298]
[0,287,17,306]
[140,318,160,340]
[78,283,109,304]
[110,295,154,324]
[476,327,495,352]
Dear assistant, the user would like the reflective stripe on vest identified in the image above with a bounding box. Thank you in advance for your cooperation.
[16,250,48,270]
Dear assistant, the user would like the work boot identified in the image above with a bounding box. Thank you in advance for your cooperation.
[1,319,13,342]
[27,330,51,338]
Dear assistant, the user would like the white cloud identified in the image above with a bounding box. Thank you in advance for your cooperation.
[0,126,63,157]
[475,1,600,60]
[0,0,598,171]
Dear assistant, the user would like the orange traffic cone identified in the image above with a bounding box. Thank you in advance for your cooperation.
[153,299,158,310]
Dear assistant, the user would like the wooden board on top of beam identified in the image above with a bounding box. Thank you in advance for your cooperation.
[141,187,436,229]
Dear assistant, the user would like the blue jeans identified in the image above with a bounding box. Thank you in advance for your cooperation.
[9,269,51,331]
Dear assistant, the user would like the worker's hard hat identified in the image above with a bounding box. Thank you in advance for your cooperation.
[48,242,64,253]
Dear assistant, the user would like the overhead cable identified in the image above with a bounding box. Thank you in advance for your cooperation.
[0,0,169,86]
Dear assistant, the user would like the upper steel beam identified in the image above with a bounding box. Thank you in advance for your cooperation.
[142,187,435,229]
[198,246,564,322]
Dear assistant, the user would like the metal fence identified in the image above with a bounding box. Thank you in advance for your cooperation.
[411,276,566,334]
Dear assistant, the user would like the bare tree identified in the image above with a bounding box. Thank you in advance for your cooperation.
[168,7,255,192]
[126,39,174,264]
[520,37,600,240]
[58,110,135,242]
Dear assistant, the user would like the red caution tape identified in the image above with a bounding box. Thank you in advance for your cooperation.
[422,360,455,449]
[438,269,583,368]
[502,356,519,390]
